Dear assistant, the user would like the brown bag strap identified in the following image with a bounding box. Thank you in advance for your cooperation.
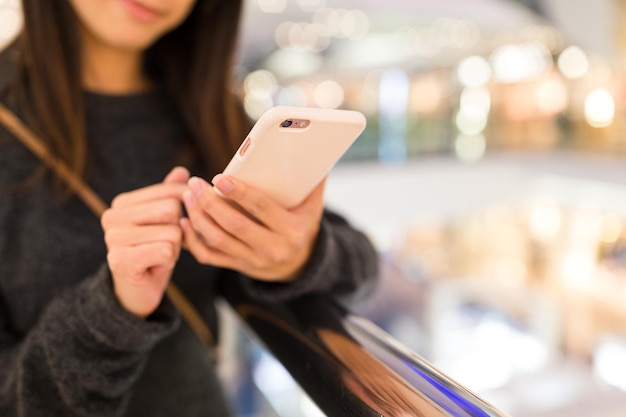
[0,103,216,351]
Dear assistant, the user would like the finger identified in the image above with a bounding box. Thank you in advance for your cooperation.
[180,218,243,269]
[111,183,188,208]
[211,173,323,250]
[183,216,300,280]
[186,185,274,249]
[102,198,183,228]
[108,241,178,279]
[183,191,259,259]
[207,175,286,230]
[164,166,190,184]
[104,225,182,248]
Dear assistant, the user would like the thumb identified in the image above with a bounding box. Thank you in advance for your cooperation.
[164,166,190,184]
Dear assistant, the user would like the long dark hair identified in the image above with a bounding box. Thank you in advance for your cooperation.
[7,0,247,181]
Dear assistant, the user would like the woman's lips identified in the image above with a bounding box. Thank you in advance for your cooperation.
[120,0,163,22]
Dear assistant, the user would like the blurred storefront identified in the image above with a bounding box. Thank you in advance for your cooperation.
[235,0,626,163]
[230,1,626,416]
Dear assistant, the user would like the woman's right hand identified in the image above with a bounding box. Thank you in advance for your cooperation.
[100,167,190,319]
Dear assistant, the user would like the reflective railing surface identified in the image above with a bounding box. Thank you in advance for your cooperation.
[222,281,511,417]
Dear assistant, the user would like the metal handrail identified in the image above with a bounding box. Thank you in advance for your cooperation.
[222,281,511,417]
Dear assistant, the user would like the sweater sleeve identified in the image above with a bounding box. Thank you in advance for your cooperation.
[237,209,380,304]
[0,113,181,416]
[0,266,180,417]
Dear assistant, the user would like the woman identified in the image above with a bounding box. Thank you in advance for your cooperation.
[0,1,379,416]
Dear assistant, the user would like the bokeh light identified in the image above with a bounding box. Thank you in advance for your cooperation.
[243,70,277,119]
[410,76,444,115]
[561,252,596,287]
[313,80,344,109]
[584,88,615,128]
[244,70,278,101]
[594,338,626,392]
[257,0,287,14]
[456,107,488,136]
[557,46,589,80]
[534,76,569,116]
[264,49,323,79]
[460,87,491,115]
[313,8,370,40]
[457,56,492,88]
[528,200,562,240]
[490,43,552,84]
[274,21,331,52]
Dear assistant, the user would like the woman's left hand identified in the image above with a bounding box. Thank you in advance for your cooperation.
[181,174,325,282]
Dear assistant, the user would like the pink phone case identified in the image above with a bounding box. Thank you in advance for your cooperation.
[223,106,366,208]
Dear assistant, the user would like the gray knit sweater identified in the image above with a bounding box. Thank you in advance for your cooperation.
[0,89,379,416]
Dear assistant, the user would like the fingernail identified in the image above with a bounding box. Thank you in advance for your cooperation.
[179,218,189,232]
[183,190,195,207]
[213,175,234,194]
[188,177,204,196]
[175,166,190,177]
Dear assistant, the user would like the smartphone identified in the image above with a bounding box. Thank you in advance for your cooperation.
[222,106,366,208]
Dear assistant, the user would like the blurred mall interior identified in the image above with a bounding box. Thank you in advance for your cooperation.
[2,0,626,416]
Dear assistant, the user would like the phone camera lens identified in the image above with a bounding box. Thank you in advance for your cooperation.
[281,120,293,128]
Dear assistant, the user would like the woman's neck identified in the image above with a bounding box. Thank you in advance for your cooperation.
[81,31,151,94]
